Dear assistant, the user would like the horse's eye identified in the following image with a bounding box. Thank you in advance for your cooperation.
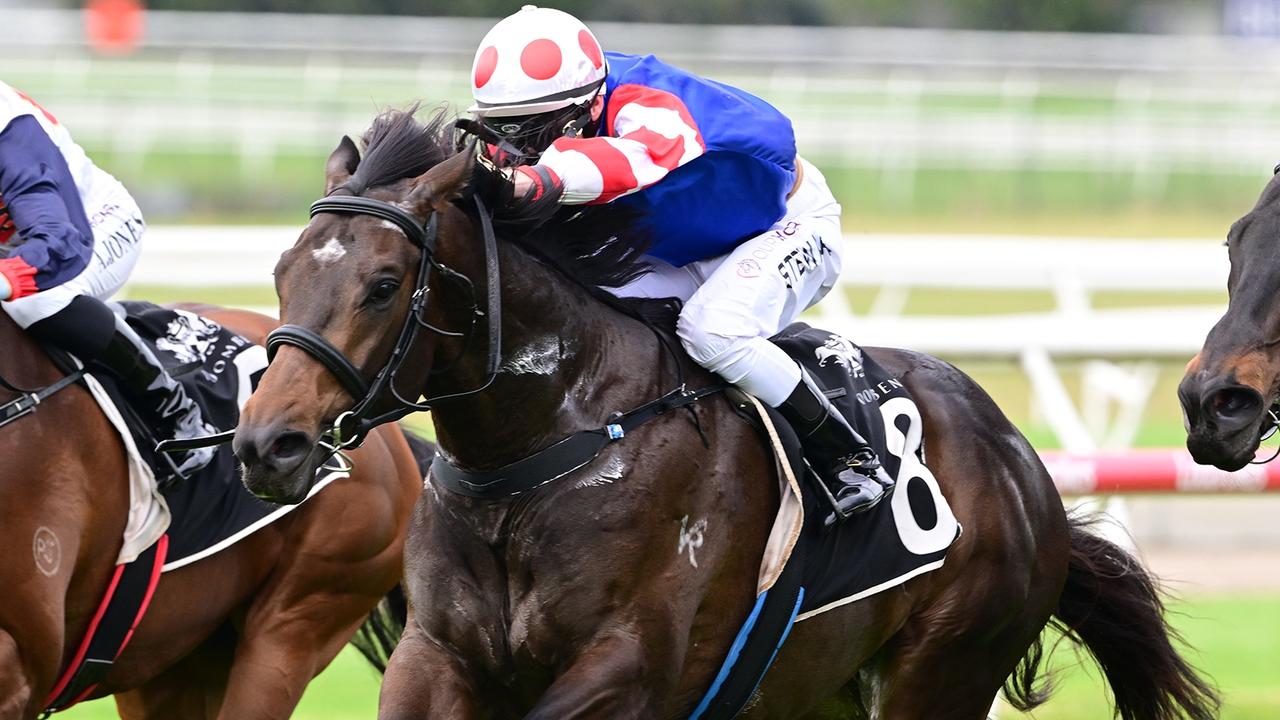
[367,279,400,305]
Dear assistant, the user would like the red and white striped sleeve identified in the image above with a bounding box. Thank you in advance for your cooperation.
[531,83,707,205]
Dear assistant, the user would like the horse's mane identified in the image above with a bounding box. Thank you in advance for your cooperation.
[355,106,680,327]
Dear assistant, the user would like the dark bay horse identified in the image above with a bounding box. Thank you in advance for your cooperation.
[0,306,424,720]
[1181,172,1280,470]
[236,109,1216,719]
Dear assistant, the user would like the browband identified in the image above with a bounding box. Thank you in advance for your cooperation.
[311,196,438,254]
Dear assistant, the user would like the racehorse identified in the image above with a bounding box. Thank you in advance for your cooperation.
[0,306,425,720]
[1181,172,1280,470]
[236,108,1218,719]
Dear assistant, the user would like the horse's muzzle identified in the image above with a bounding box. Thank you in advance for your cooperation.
[233,422,320,504]
[1179,374,1267,471]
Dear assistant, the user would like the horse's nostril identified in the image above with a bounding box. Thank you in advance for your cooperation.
[1206,386,1264,428]
[268,432,312,468]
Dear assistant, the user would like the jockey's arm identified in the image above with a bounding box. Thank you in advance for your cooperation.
[0,114,94,301]
[510,84,706,205]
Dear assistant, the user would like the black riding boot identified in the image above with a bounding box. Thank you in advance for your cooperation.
[27,297,217,484]
[96,313,217,483]
[777,370,894,524]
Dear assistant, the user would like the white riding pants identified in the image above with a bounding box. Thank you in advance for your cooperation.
[614,158,843,407]
[2,190,145,328]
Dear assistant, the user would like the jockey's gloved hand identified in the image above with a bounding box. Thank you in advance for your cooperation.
[468,154,516,208]
[0,272,10,301]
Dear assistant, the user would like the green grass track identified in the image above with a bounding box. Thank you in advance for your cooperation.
[60,594,1279,718]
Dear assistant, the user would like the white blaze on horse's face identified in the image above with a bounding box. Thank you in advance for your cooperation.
[311,237,347,264]
[378,220,406,238]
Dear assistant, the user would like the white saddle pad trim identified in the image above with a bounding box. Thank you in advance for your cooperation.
[81,372,172,565]
[745,393,805,595]
[160,462,351,572]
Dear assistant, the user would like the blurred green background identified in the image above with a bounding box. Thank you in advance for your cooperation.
[13,0,1279,717]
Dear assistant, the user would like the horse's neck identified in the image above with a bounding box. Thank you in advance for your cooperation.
[428,243,673,470]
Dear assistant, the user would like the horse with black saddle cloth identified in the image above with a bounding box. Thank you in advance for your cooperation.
[236,108,1218,720]
[0,304,425,720]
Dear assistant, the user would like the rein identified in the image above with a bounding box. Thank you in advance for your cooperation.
[0,367,86,430]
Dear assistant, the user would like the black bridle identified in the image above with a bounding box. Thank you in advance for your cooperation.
[264,192,502,450]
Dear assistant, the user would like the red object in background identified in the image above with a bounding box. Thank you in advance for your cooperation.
[84,0,145,56]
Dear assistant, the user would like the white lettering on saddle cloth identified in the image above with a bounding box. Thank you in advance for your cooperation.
[815,334,865,379]
[155,312,222,366]
[879,396,960,555]
[678,515,708,568]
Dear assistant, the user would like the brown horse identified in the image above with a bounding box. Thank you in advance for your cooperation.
[1180,173,1280,470]
[0,306,424,720]
[236,109,1217,720]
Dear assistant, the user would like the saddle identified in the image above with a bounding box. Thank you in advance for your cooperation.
[692,323,962,719]
[30,303,353,715]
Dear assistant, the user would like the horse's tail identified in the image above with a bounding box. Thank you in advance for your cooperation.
[1006,513,1219,719]
[349,424,433,673]
[350,583,408,673]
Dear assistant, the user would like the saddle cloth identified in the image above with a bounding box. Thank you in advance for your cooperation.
[40,303,356,713]
[72,302,351,566]
[690,323,962,718]
[766,323,962,618]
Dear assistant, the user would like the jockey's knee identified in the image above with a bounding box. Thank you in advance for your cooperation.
[23,294,116,358]
[678,312,802,405]
[677,314,748,378]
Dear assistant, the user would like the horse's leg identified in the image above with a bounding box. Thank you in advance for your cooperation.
[211,558,381,720]
[0,438,123,720]
[520,631,658,720]
[869,607,1049,720]
[215,447,410,719]
[114,625,235,720]
[741,593,907,720]
[379,610,481,720]
[0,627,40,720]
[214,589,367,719]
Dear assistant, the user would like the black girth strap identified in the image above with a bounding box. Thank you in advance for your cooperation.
[431,384,726,498]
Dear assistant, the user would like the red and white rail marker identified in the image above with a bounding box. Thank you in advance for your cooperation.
[1040,448,1280,495]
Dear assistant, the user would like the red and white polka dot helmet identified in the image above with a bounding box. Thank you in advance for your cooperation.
[469,5,608,118]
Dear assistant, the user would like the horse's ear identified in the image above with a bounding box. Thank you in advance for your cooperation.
[406,149,475,215]
[324,136,360,194]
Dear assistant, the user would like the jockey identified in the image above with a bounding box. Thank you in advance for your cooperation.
[0,82,215,482]
[468,6,894,520]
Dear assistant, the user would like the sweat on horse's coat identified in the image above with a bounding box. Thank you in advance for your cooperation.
[500,335,566,376]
